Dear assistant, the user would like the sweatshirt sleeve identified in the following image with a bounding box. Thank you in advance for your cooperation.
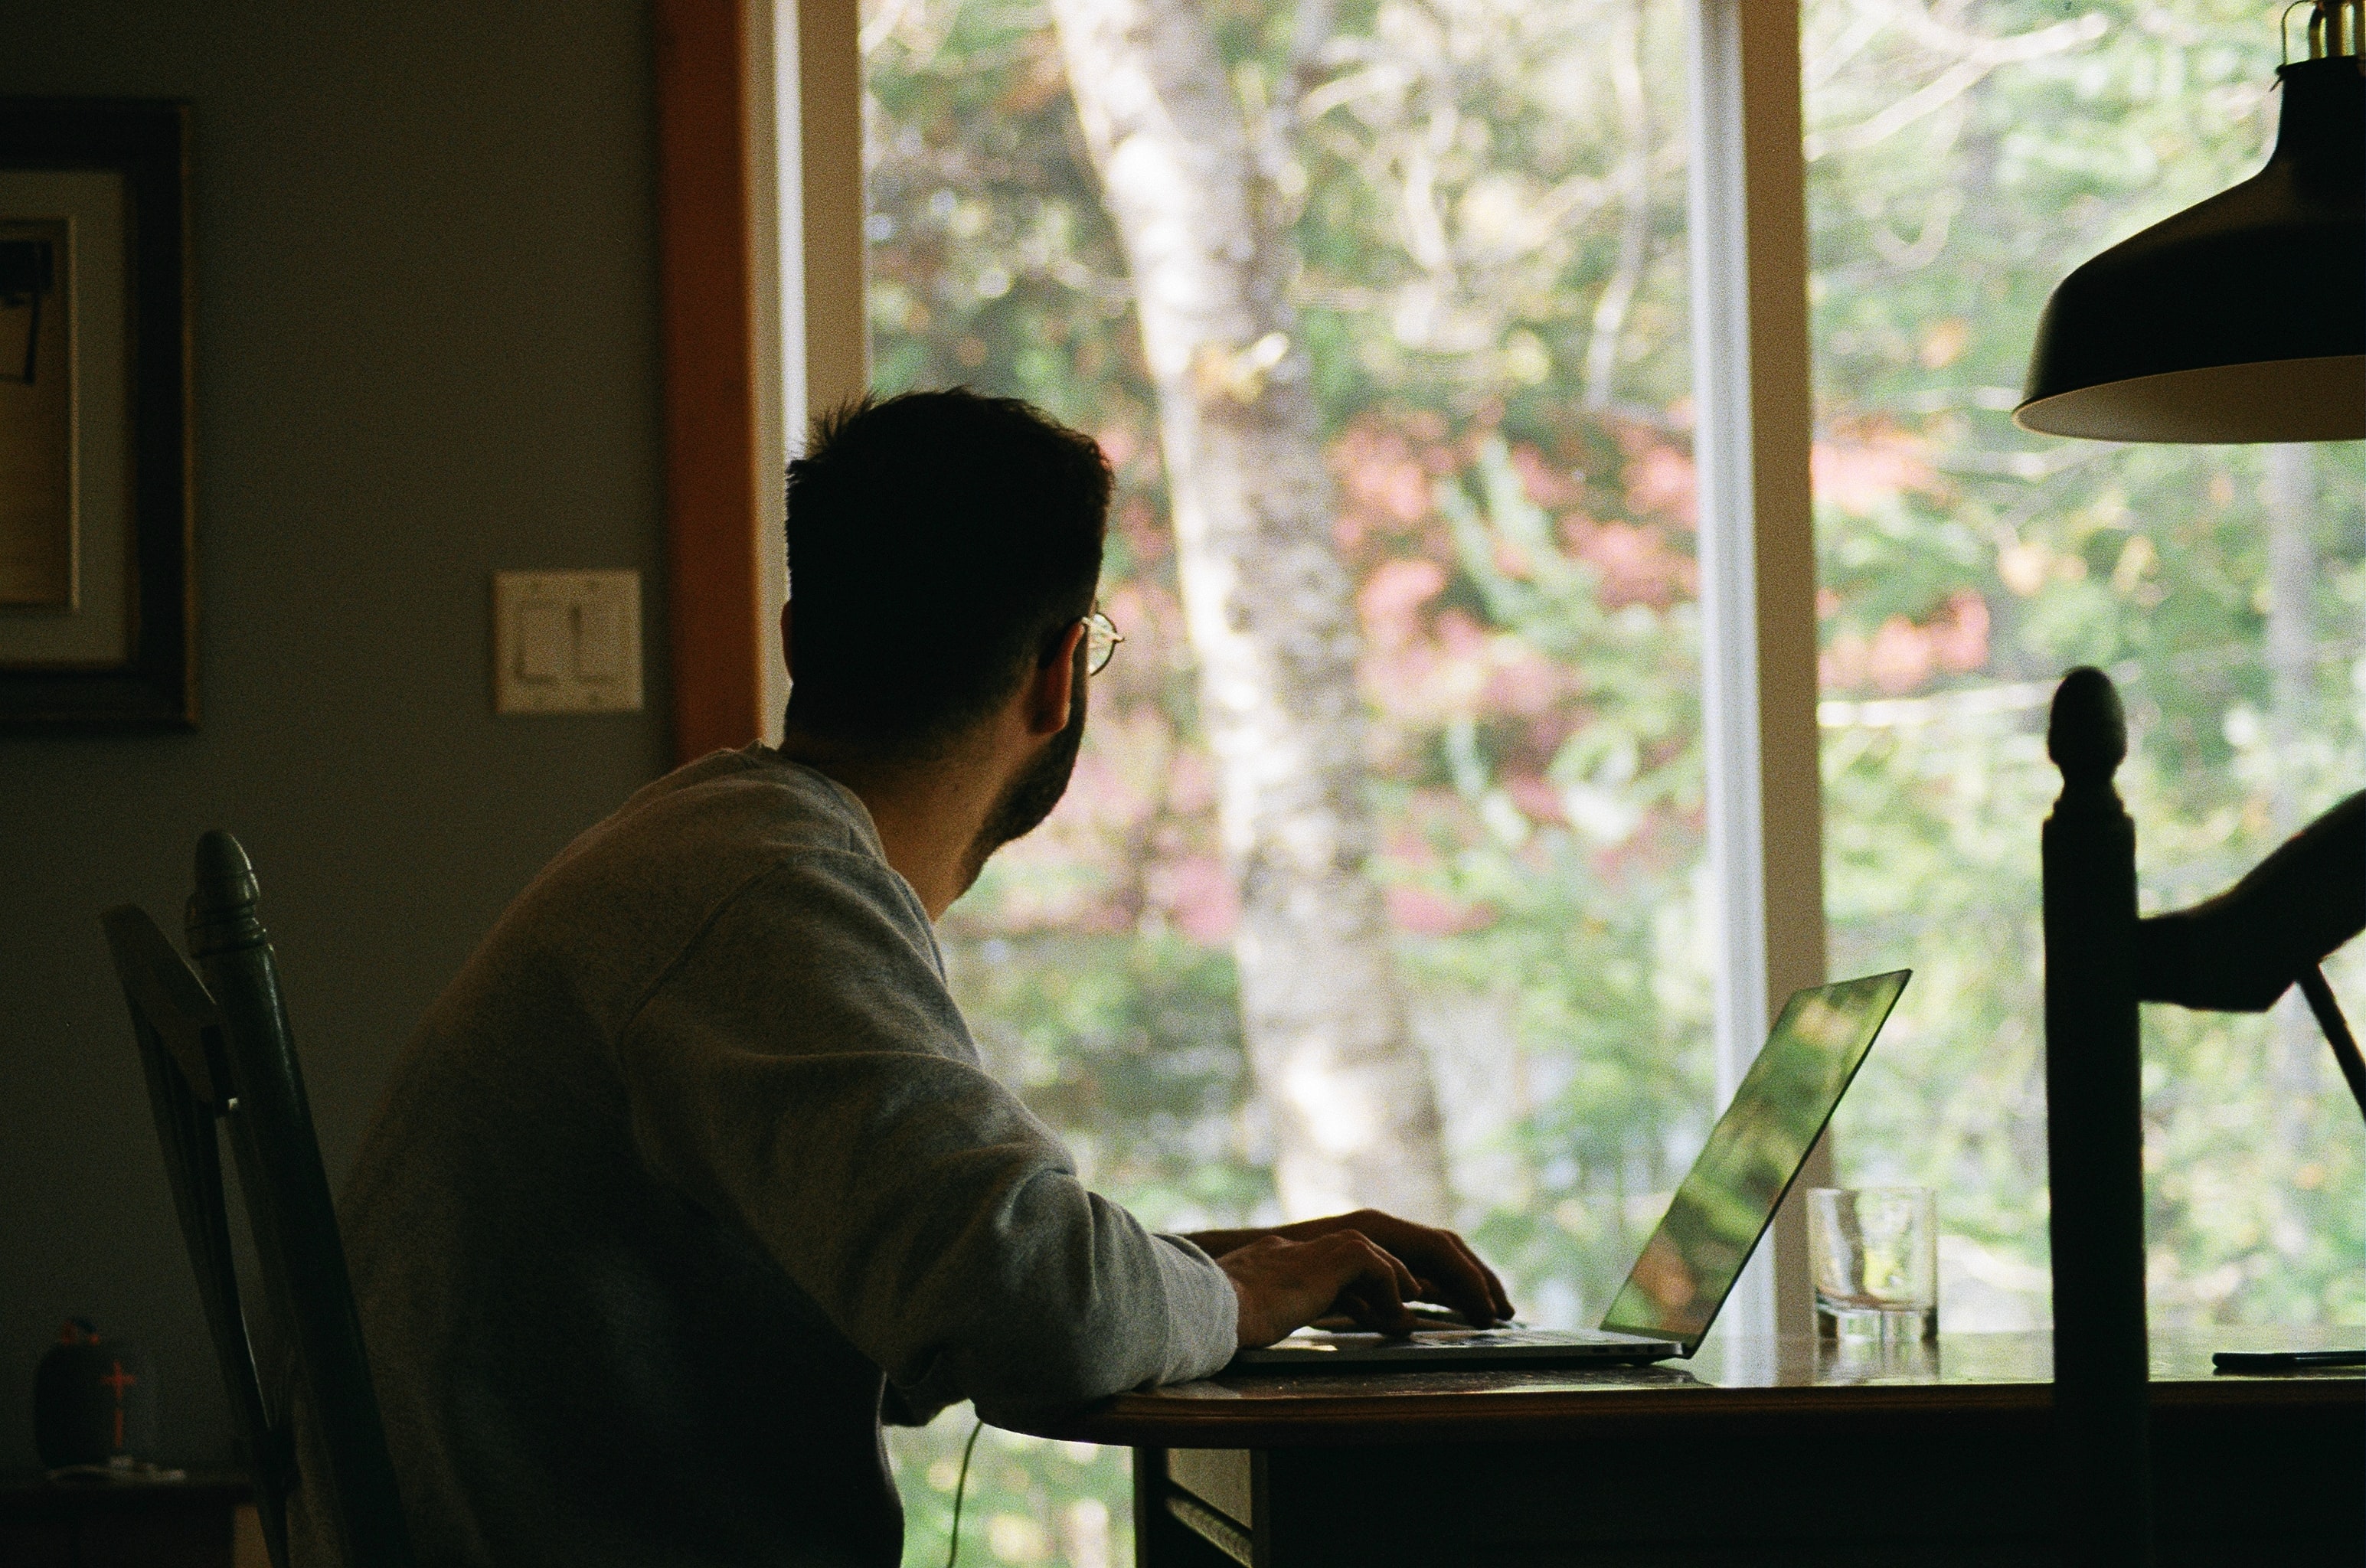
[610,851,1239,1423]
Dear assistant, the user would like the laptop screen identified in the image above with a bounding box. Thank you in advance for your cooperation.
[1599,969,1910,1354]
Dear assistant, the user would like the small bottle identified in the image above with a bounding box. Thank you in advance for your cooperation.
[34,1318,155,1472]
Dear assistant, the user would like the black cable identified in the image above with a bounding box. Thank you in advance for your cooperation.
[945,1417,985,1568]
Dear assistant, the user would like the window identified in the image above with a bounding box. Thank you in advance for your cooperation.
[868,0,1721,1296]
[859,0,1750,1555]
[1807,0,2366,1331]
[753,0,2363,1560]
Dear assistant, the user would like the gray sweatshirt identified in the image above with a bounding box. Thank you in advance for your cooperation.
[289,746,1238,1567]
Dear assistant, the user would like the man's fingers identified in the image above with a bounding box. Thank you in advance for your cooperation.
[1430,1248,1502,1325]
[1315,1230,1417,1292]
[1436,1227,1514,1316]
[1336,1285,1420,1334]
[1359,1212,1515,1323]
[1323,1234,1420,1331]
[1333,1279,1420,1334]
[1446,1231,1516,1319]
[1224,1214,1517,1348]
[1341,1232,1420,1300]
[1391,1227,1503,1326]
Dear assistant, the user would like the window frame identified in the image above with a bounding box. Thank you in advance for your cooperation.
[1685,0,1828,1341]
[655,0,772,762]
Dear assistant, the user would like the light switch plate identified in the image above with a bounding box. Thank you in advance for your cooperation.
[493,570,643,714]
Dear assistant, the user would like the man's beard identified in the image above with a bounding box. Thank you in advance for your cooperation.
[960,664,1087,890]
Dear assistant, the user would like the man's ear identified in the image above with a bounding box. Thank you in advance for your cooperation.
[1026,620,1087,737]
[779,601,796,679]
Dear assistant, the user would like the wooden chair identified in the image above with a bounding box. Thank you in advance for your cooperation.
[2043,667,2364,1567]
[99,831,413,1568]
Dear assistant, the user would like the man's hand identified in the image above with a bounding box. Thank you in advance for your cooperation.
[1191,1210,1517,1350]
[1216,1230,1423,1348]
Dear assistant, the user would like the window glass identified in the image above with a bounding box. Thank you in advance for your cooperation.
[1807,1,2366,1334]
[863,0,1702,1554]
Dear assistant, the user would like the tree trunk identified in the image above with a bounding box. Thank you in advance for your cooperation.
[1047,0,1452,1223]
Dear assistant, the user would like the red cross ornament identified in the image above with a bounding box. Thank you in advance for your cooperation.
[101,1360,139,1449]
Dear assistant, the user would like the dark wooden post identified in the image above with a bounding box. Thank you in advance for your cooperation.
[2043,668,2153,1565]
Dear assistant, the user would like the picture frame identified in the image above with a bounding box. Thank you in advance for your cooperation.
[0,99,193,729]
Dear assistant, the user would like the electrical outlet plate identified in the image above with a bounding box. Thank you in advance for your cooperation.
[493,570,643,714]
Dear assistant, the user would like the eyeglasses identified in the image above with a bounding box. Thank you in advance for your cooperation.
[1083,609,1123,676]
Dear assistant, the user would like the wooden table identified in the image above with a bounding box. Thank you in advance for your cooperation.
[1013,1328,2364,1566]
[0,1471,257,1568]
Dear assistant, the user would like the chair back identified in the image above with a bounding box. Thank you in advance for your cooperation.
[2044,669,2364,1567]
[100,830,413,1568]
[2041,668,2153,1566]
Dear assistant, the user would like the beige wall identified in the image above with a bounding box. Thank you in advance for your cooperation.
[0,2,671,1470]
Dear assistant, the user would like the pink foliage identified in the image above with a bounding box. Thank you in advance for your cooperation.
[1060,741,1152,832]
[1164,745,1219,816]
[1502,773,1565,825]
[1009,406,1719,950]
[1622,437,1697,526]
[1358,558,1449,651]
[1812,424,1940,517]
[1508,443,1583,510]
[1359,609,1496,725]
[1559,518,1696,609]
[1148,853,1239,943]
[1116,495,1168,562]
[1101,579,1183,674]
[1479,645,1563,717]
[1359,642,1444,724]
[1589,802,1693,886]
[1096,423,1139,469]
[1383,824,1443,870]
[1435,608,1488,658]
[1386,884,1495,936]
[1820,590,1991,694]
[1930,590,1989,672]
[1332,423,1441,549]
[1522,714,1576,768]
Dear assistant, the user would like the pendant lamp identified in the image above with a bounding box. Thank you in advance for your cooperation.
[2016,1,2364,443]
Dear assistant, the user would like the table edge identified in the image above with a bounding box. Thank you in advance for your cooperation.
[1011,1373,2364,1448]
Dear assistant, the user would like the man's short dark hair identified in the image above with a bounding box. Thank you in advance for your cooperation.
[783,388,1111,758]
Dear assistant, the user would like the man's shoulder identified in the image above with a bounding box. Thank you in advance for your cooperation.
[460,747,924,1013]
[538,748,858,891]
[599,744,881,863]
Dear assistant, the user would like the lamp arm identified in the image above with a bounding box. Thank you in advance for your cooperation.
[2297,966,2366,1122]
[2136,792,2365,1011]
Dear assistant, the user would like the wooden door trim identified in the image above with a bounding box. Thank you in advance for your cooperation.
[656,0,766,763]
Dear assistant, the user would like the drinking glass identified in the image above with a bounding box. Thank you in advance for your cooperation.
[1809,1186,1937,1341]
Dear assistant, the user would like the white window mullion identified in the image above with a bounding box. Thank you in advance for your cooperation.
[792,0,868,415]
[771,0,868,740]
[1687,0,1829,1351]
[750,0,792,743]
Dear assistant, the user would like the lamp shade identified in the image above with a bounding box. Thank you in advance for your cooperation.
[2016,57,2364,443]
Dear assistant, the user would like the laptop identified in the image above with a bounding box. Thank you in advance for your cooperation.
[1231,969,1911,1369]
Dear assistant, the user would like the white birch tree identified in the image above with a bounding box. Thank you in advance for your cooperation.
[1045,0,1453,1221]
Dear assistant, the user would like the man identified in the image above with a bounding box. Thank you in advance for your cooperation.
[293,390,1510,1566]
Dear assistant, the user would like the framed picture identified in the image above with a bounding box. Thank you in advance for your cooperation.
[0,99,193,728]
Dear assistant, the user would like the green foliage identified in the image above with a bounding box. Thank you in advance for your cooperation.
[944,928,1275,1230]
[887,1416,1133,1568]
